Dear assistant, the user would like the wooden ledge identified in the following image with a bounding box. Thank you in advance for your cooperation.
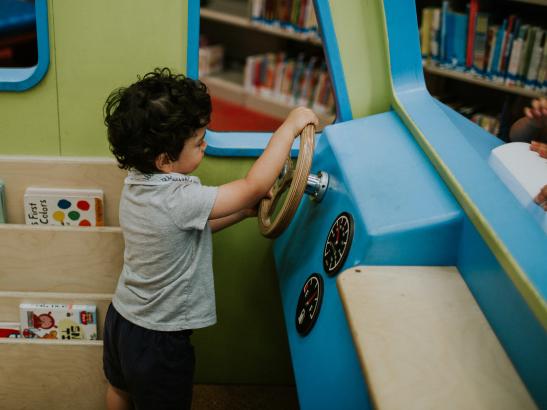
[337,266,536,410]
[0,224,123,293]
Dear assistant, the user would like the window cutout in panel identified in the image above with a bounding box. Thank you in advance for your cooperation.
[199,2,336,132]
[0,0,49,91]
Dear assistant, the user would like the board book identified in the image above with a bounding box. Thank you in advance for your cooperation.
[23,187,104,226]
[20,303,98,340]
[0,322,21,338]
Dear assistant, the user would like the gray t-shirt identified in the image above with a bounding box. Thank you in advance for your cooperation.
[112,171,218,331]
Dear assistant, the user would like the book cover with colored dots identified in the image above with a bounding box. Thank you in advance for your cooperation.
[23,187,104,227]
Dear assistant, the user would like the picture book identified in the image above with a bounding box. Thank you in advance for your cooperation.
[0,322,20,338]
[20,303,98,340]
[23,187,104,227]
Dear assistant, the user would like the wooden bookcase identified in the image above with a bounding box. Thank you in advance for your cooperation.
[416,0,546,141]
[200,0,335,129]
[0,156,125,410]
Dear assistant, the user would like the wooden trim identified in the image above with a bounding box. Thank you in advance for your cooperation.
[0,224,123,293]
[0,339,106,410]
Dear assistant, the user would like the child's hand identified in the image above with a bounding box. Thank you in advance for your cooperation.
[524,98,547,129]
[530,140,547,159]
[283,107,319,137]
[534,184,547,211]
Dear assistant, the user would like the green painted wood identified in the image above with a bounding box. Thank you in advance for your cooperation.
[329,0,392,118]
[0,0,59,155]
[193,156,294,384]
[0,0,293,384]
[52,0,188,156]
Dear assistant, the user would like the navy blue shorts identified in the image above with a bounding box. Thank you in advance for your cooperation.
[103,304,195,410]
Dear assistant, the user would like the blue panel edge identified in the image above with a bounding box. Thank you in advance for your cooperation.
[313,0,352,122]
[205,130,311,158]
[186,0,199,79]
[0,0,49,92]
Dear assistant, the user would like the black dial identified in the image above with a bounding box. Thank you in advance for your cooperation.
[323,212,354,276]
[295,273,323,336]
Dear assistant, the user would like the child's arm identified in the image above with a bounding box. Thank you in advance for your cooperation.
[209,107,318,220]
[509,98,547,142]
[209,209,255,233]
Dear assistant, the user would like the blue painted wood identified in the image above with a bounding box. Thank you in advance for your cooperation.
[0,0,49,91]
[383,0,547,406]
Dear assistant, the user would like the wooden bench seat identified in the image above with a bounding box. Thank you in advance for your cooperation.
[337,266,536,410]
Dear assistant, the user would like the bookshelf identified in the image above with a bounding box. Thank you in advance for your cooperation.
[417,0,546,140]
[201,8,322,45]
[0,156,124,409]
[423,62,544,98]
[200,0,335,129]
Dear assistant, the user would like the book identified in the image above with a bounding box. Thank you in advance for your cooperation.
[0,322,20,338]
[449,11,468,69]
[490,18,507,80]
[23,187,104,227]
[498,15,518,80]
[525,28,545,89]
[0,178,5,223]
[198,44,224,77]
[430,8,442,62]
[506,24,528,86]
[485,25,499,78]
[472,13,489,73]
[466,0,479,69]
[420,7,434,58]
[439,0,450,63]
[517,26,537,85]
[20,303,98,340]
[536,45,547,92]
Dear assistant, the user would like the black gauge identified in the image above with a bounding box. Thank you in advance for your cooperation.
[323,212,354,276]
[295,273,324,336]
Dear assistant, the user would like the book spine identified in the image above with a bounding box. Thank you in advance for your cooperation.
[466,0,479,68]
[524,28,545,89]
[472,13,489,73]
[440,1,449,63]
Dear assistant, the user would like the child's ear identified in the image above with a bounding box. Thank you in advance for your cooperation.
[155,153,171,173]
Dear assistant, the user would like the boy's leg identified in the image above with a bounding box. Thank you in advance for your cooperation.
[125,329,195,410]
[106,383,132,410]
[103,304,133,408]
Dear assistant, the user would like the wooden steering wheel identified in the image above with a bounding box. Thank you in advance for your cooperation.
[258,124,315,238]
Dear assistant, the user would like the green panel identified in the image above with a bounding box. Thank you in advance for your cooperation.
[329,0,392,118]
[52,0,188,156]
[0,0,59,155]
[193,157,294,384]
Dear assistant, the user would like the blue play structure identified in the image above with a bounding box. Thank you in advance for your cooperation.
[264,0,547,409]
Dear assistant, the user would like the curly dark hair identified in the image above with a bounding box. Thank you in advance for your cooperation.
[104,67,211,174]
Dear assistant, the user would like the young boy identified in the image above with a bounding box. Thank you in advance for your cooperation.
[102,67,318,410]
